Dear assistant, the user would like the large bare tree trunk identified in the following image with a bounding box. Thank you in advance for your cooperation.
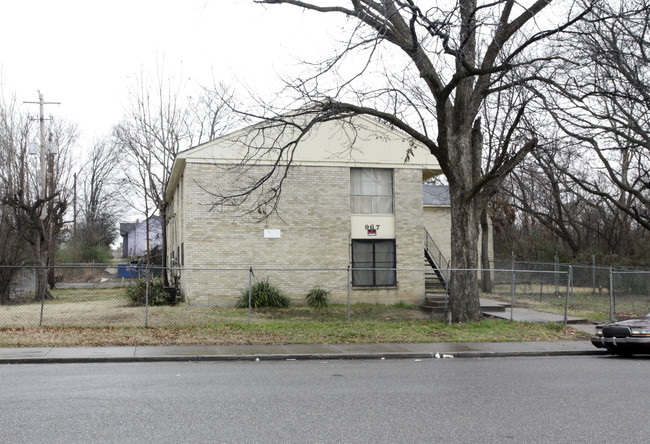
[448,177,482,322]
[32,233,51,301]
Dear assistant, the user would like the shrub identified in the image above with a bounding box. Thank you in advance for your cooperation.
[126,278,177,306]
[305,287,330,308]
[237,279,290,308]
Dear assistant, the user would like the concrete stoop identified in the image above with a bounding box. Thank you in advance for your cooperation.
[421,297,590,326]
[421,297,510,315]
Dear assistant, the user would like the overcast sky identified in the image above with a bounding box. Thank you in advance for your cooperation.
[0,0,334,146]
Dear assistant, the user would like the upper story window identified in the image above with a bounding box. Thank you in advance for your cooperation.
[350,168,394,214]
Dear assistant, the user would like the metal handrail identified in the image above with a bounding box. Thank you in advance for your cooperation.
[423,228,449,284]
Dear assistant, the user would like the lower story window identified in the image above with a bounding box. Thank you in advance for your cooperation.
[351,239,396,286]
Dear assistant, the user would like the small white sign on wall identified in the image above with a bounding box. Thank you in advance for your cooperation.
[264,229,282,239]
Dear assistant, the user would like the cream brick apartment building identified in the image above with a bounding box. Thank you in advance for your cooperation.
[164,113,455,306]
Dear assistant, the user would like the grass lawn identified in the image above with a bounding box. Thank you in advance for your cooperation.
[0,319,588,347]
[0,285,591,347]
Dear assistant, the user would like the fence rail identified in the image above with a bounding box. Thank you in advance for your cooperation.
[0,263,648,328]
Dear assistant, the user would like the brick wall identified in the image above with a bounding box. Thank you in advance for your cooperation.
[351,168,425,304]
[169,162,426,305]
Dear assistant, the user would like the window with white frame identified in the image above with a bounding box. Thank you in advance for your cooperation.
[350,168,394,214]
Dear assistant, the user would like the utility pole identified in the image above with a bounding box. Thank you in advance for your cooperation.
[24,91,61,200]
[23,91,61,296]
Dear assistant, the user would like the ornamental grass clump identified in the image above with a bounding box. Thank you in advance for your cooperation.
[305,287,330,308]
[237,279,290,308]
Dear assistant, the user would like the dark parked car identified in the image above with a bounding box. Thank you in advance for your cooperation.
[591,314,650,355]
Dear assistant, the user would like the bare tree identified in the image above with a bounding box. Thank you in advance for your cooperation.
[0,93,76,299]
[496,131,650,264]
[0,206,25,304]
[113,73,186,282]
[544,0,650,232]
[113,71,234,284]
[189,83,238,146]
[0,97,28,303]
[479,83,540,291]
[207,0,596,321]
[61,137,123,262]
[503,141,594,258]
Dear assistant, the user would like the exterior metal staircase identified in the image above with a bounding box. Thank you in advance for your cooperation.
[421,229,508,315]
[422,228,449,313]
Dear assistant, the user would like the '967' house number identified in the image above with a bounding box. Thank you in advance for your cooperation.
[365,224,380,236]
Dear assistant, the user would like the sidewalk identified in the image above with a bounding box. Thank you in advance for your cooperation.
[0,339,604,365]
[480,297,590,324]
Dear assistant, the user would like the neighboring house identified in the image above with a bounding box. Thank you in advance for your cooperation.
[164,113,484,305]
[120,216,163,258]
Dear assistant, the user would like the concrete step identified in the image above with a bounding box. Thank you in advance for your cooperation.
[425,295,447,306]
[425,286,447,292]
[421,298,509,313]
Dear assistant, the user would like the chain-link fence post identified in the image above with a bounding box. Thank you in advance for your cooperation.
[554,254,559,297]
[564,266,572,326]
[510,253,516,321]
[145,264,150,328]
[39,264,46,327]
[592,255,596,294]
[570,265,575,306]
[248,267,253,325]
[609,267,614,321]
[445,268,450,316]
[347,265,351,323]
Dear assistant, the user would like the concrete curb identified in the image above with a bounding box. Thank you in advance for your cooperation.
[0,349,608,365]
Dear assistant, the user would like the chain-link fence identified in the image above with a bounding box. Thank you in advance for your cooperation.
[0,264,435,328]
[1,263,648,328]
[491,258,611,293]
[486,266,590,322]
[489,263,650,323]
[610,270,650,319]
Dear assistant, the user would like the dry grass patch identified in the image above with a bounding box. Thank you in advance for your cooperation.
[0,319,589,348]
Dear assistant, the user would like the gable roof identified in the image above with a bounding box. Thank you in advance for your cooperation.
[423,184,450,206]
[119,216,162,236]
[165,111,441,202]
[119,223,136,237]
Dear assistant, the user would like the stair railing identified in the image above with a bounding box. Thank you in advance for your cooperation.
[423,228,450,284]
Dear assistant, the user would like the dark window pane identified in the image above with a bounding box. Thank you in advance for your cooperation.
[352,240,373,266]
[352,239,396,286]
[375,268,397,286]
[352,268,374,286]
[374,244,395,266]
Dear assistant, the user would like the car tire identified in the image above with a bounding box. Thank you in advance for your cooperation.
[614,349,633,357]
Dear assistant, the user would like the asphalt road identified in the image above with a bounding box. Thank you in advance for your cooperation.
[1,355,648,443]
